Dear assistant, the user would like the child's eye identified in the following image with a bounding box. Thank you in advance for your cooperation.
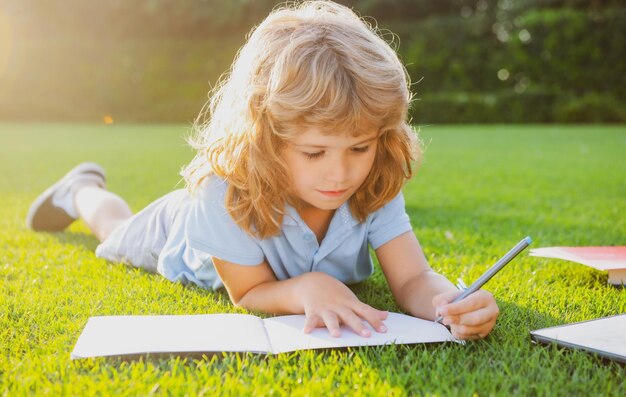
[303,151,324,159]
[351,145,370,153]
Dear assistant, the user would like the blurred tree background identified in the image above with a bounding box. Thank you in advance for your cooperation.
[0,0,624,124]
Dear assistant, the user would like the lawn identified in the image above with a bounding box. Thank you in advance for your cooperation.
[1,123,624,396]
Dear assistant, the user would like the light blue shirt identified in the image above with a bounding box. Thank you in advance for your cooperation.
[157,176,413,290]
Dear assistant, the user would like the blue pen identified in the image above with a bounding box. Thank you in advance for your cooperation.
[435,236,532,324]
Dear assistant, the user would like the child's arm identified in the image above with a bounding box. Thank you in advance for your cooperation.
[375,231,499,340]
[212,257,388,338]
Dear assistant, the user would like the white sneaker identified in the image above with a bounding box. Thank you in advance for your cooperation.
[26,162,106,231]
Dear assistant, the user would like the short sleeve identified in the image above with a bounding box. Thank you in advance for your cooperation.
[367,192,413,250]
[185,177,265,266]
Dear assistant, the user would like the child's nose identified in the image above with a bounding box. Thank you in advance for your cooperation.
[324,155,349,182]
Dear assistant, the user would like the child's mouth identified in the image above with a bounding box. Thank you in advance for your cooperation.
[317,189,348,198]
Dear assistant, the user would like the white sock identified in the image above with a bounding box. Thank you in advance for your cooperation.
[51,174,104,219]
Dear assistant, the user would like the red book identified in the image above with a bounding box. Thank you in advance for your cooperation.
[529,246,626,286]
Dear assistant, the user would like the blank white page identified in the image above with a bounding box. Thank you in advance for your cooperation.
[71,314,269,359]
[264,312,457,354]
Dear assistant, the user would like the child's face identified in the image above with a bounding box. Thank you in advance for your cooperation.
[282,127,378,211]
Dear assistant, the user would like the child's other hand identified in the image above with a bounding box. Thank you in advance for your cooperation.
[299,272,388,338]
[432,290,499,340]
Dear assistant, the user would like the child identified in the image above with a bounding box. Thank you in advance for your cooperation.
[26,0,498,339]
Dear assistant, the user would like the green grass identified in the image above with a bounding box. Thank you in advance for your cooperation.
[1,123,625,396]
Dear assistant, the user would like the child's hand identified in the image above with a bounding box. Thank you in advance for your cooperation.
[299,272,388,338]
[432,289,499,340]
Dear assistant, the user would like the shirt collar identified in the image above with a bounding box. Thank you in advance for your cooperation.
[282,202,359,228]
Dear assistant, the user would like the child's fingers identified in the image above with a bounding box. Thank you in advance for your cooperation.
[442,306,498,327]
[320,311,342,338]
[437,290,494,317]
[303,314,322,333]
[336,308,373,338]
[353,303,388,334]
[455,305,499,327]
[449,322,493,340]
[432,290,462,309]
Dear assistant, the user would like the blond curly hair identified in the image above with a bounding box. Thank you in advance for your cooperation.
[182,0,421,239]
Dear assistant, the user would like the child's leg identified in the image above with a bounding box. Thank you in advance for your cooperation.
[74,186,132,242]
[27,162,131,242]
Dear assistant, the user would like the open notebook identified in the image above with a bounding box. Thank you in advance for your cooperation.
[71,312,457,359]
[531,314,626,364]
